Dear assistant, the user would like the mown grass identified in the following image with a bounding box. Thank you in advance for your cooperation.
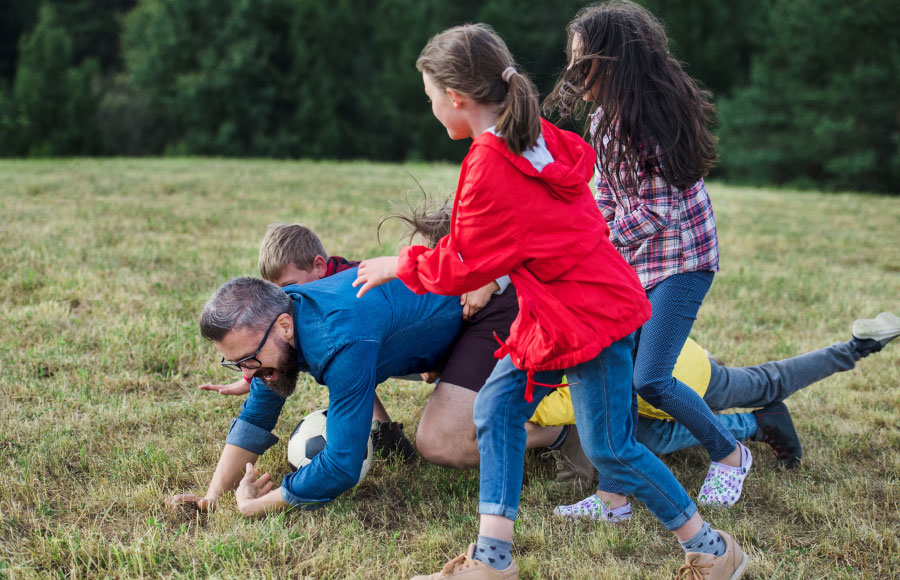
[0,159,898,579]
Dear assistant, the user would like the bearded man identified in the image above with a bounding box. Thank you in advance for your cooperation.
[166,273,462,516]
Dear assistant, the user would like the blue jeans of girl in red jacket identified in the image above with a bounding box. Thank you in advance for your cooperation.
[473,334,697,530]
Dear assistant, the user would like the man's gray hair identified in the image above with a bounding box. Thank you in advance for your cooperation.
[200,277,292,342]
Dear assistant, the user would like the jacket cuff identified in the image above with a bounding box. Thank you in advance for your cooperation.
[396,246,430,294]
[225,418,279,455]
[280,484,332,509]
[493,276,511,295]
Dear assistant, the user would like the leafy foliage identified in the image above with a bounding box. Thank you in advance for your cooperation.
[0,0,897,191]
[716,0,900,191]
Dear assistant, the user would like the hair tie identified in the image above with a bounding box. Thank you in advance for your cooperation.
[501,66,517,83]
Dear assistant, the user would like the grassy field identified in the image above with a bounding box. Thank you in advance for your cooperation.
[0,159,898,579]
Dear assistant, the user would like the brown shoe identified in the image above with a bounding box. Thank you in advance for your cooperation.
[540,425,596,492]
[676,531,748,579]
[411,544,518,580]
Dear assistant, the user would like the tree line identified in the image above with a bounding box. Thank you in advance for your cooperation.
[1,0,897,192]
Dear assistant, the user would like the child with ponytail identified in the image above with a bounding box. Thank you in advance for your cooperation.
[354,23,747,580]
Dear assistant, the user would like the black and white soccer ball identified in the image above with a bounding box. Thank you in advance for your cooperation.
[286,408,373,484]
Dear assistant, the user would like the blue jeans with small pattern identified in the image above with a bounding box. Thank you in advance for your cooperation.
[597,270,737,496]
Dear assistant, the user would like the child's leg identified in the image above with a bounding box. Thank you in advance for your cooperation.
[702,341,858,411]
[567,334,697,530]
[472,356,565,524]
[636,414,758,456]
[466,356,563,572]
[634,271,739,462]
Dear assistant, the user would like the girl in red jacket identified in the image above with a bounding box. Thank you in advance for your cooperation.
[354,24,747,580]
[543,0,752,522]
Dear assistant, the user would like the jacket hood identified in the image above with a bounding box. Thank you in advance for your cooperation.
[473,118,595,202]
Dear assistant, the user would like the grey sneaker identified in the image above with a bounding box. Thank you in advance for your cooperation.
[540,425,596,492]
[851,312,900,358]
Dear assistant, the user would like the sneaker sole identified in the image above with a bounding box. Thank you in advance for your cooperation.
[728,552,749,580]
[852,312,900,342]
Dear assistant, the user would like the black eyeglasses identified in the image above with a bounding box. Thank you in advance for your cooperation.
[220,315,281,373]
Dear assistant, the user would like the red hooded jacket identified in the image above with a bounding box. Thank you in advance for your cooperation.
[397,119,651,400]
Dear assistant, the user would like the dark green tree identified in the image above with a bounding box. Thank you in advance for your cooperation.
[717,0,900,192]
[9,4,101,155]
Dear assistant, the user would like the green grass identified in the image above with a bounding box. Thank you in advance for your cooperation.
[0,159,898,579]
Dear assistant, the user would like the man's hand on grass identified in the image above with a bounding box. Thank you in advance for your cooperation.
[235,463,290,517]
[164,493,219,512]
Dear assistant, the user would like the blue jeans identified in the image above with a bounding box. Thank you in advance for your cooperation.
[597,271,735,496]
[637,414,757,456]
[703,341,859,410]
[474,336,697,531]
[634,271,737,459]
[628,340,860,457]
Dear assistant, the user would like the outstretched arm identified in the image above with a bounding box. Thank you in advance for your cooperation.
[165,444,258,511]
[198,377,252,396]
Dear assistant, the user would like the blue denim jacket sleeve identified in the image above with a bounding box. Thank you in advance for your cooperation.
[225,377,287,454]
[280,341,379,506]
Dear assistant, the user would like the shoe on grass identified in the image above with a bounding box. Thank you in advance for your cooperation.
[539,425,596,492]
[677,530,749,580]
[410,544,518,580]
[553,494,632,523]
[697,443,753,507]
[851,312,900,358]
[752,402,802,469]
[371,420,417,462]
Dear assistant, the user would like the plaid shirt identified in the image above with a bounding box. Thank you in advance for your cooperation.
[324,255,359,277]
[592,112,719,290]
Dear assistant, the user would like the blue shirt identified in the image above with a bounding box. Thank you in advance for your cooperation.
[224,269,463,506]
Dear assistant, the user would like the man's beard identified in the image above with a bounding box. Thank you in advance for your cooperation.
[259,338,301,398]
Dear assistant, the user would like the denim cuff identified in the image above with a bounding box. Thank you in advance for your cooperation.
[658,500,697,531]
[225,418,279,455]
[280,485,332,510]
[478,501,518,521]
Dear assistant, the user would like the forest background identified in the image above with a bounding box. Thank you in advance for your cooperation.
[1,0,899,193]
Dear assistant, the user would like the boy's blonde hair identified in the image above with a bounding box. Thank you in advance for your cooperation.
[258,223,328,282]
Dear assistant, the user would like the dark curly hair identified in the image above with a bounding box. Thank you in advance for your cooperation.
[543,1,718,190]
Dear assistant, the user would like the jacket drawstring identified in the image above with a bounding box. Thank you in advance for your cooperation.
[494,332,570,403]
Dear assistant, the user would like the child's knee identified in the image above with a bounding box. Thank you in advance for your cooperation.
[634,374,674,402]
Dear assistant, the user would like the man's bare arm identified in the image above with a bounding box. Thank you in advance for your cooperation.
[165,444,258,511]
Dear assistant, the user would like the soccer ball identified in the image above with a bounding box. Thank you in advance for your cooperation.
[286,408,373,484]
